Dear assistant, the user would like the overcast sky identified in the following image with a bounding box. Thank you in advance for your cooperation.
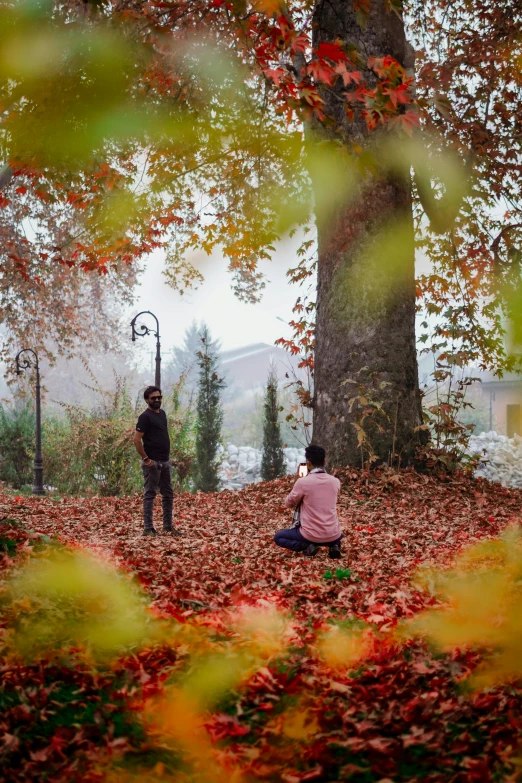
[127,232,311,359]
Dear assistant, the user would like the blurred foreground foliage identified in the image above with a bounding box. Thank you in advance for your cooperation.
[2,547,165,663]
[0,534,294,781]
[404,525,522,691]
[317,525,522,695]
[1,519,522,781]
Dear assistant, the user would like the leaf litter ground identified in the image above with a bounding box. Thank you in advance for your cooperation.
[1,468,522,782]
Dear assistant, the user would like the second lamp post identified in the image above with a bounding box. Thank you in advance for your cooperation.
[15,348,45,496]
[130,311,162,388]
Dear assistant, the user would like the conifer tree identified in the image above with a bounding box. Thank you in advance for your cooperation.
[194,326,225,492]
[261,367,286,481]
[165,320,222,391]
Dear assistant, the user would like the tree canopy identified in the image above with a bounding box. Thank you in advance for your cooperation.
[0,0,520,412]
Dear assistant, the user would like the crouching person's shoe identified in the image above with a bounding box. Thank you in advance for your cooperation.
[143,528,157,537]
[303,543,319,557]
[328,544,342,559]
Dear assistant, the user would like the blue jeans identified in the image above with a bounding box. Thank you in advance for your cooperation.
[142,461,174,531]
[274,527,342,552]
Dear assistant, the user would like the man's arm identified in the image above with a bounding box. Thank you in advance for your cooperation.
[133,430,154,466]
[285,479,304,508]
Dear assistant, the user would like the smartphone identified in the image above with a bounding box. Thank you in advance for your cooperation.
[298,463,308,478]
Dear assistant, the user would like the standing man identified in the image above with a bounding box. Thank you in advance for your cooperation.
[134,386,180,537]
[274,444,342,558]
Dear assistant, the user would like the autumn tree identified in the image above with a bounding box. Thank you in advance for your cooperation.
[0,4,152,366]
[194,327,225,492]
[261,367,286,481]
[1,0,521,465]
[306,2,422,465]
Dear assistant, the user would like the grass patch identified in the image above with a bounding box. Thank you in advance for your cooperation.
[0,536,17,556]
[323,568,352,581]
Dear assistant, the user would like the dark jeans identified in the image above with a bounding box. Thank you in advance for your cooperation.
[274,527,342,552]
[142,460,174,531]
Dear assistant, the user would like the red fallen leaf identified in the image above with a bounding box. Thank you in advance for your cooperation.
[366,613,385,623]
[109,738,130,750]
[401,727,435,747]
[339,736,367,752]
[412,661,432,674]
[282,765,323,782]
[30,747,51,762]
[205,713,250,741]
[329,680,351,694]
[0,733,20,752]
[340,765,366,777]
[367,736,395,753]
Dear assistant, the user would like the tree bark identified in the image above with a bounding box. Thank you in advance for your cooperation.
[311,0,424,466]
[0,165,14,192]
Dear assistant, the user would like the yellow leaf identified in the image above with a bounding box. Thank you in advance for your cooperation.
[318,624,375,669]
[281,708,319,740]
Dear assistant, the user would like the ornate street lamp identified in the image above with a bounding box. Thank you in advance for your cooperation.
[130,311,161,388]
[15,348,45,496]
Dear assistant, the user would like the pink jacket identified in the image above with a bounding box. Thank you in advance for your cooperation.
[285,472,341,543]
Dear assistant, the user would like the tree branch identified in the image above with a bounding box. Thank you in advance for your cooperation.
[491,223,522,272]
[0,164,14,192]
[413,159,468,235]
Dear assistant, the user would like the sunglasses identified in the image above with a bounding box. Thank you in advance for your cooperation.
[149,395,162,401]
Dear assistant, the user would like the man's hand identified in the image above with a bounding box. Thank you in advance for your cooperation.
[143,457,155,467]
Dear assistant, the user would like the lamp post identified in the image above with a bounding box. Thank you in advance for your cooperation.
[15,348,45,496]
[130,311,161,388]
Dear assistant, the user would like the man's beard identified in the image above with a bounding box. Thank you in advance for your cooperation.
[151,401,161,409]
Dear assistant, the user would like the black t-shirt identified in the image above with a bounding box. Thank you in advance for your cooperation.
[136,409,170,461]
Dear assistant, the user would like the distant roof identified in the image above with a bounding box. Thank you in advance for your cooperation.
[475,370,522,386]
[221,343,288,365]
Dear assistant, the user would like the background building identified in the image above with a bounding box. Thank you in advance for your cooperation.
[476,372,522,437]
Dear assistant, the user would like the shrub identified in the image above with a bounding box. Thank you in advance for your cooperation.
[166,375,195,492]
[0,403,35,488]
[261,367,286,481]
[44,377,141,496]
[194,327,225,492]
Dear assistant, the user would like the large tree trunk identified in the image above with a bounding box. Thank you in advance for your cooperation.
[311,0,424,467]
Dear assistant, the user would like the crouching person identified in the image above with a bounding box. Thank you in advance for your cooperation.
[274,444,342,559]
